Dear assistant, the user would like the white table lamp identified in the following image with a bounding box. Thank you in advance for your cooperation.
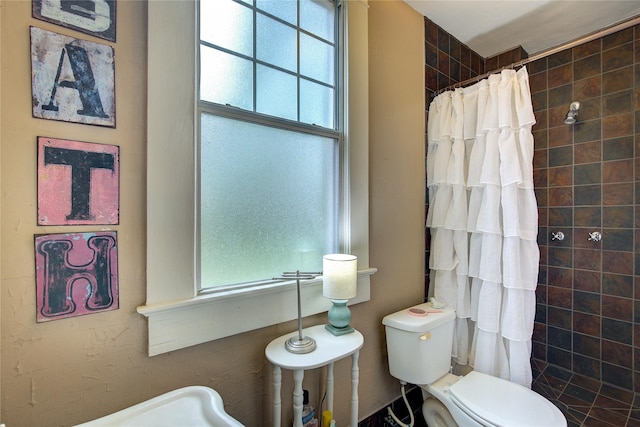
[322,254,357,336]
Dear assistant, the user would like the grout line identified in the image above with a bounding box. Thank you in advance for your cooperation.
[580,380,599,427]
[623,404,633,427]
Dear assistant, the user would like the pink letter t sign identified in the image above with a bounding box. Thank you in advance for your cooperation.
[37,136,119,225]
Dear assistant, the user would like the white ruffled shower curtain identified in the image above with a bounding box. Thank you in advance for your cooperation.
[426,67,539,388]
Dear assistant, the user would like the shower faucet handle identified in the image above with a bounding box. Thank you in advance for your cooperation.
[551,231,564,241]
[588,231,602,242]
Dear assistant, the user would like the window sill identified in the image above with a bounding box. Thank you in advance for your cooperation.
[137,268,376,356]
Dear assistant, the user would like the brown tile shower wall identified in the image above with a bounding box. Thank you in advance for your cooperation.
[424,17,485,95]
[532,25,640,392]
[425,18,640,393]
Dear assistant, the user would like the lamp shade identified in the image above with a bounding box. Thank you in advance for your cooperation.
[323,254,357,300]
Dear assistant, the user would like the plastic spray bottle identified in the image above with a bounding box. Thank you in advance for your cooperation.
[302,390,318,426]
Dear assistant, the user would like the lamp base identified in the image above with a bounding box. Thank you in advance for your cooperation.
[285,335,316,354]
[325,323,354,336]
[326,299,354,336]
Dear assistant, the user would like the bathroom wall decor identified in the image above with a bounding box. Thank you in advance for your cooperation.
[37,136,119,225]
[35,231,119,322]
[32,0,117,42]
[30,26,115,127]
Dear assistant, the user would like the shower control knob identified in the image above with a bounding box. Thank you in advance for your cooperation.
[588,231,602,242]
[551,231,564,241]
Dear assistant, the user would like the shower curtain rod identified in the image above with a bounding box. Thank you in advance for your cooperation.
[434,14,640,97]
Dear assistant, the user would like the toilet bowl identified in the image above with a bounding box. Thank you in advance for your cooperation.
[383,303,567,427]
[423,371,566,427]
[423,396,456,427]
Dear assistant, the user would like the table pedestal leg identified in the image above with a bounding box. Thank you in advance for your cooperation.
[293,369,304,427]
[327,362,334,413]
[272,365,282,427]
[350,350,360,427]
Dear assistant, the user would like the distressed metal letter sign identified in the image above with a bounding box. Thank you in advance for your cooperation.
[38,136,119,225]
[35,231,119,322]
[30,26,115,127]
[33,0,117,42]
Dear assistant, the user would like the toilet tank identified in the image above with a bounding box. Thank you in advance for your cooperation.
[382,303,455,385]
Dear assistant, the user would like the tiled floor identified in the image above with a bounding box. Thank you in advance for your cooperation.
[358,385,426,426]
[362,361,640,426]
[532,360,640,427]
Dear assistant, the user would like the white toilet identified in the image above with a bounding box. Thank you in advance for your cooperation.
[382,302,567,427]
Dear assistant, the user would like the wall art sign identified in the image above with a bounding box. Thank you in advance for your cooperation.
[30,26,115,127]
[37,136,119,225]
[35,231,119,322]
[32,0,117,42]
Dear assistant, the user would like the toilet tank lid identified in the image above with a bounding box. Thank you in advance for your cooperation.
[382,303,455,332]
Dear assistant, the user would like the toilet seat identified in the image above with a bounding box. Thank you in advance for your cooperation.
[448,371,566,427]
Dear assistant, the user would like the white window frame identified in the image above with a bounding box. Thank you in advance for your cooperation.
[138,0,373,356]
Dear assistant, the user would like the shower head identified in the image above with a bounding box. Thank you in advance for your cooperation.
[564,101,580,125]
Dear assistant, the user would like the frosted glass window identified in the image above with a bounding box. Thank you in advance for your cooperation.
[200,47,253,110]
[200,113,338,287]
[199,0,338,128]
[198,0,341,291]
[300,0,334,42]
[257,65,297,120]
[257,13,297,72]
[300,79,334,128]
[256,0,297,24]
[145,0,372,355]
[300,33,334,85]
[200,0,253,57]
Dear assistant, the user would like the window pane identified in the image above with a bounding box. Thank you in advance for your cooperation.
[257,65,297,120]
[300,33,334,85]
[200,47,253,109]
[200,113,338,288]
[300,0,334,43]
[199,0,338,127]
[200,0,253,57]
[300,79,334,128]
[256,0,297,24]
[257,13,297,72]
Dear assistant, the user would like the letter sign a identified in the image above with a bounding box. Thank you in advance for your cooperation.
[37,136,119,225]
[33,0,116,42]
[35,231,119,322]
[30,26,115,127]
